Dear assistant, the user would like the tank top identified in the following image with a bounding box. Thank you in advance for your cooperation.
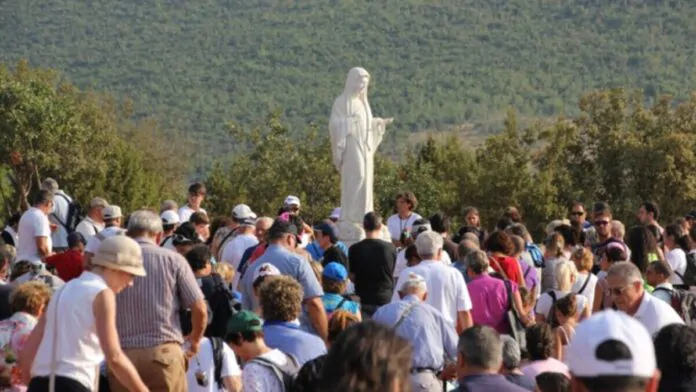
[31,271,109,390]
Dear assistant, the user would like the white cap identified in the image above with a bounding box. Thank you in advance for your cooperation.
[284,195,301,207]
[252,263,281,283]
[160,210,180,225]
[232,204,257,220]
[566,310,656,378]
[399,272,427,293]
[103,205,122,220]
[329,207,341,220]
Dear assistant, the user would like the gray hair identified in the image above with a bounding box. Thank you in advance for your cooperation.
[127,210,163,235]
[466,250,489,274]
[506,223,531,242]
[607,262,642,285]
[462,232,480,247]
[500,335,521,370]
[458,325,503,370]
[33,190,54,206]
[89,197,108,209]
[611,220,626,239]
[415,231,443,259]
[555,259,578,292]
[160,199,178,213]
[398,272,427,295]
[256,216,274,227]
[458,239,479,262]
[41,178,59,192]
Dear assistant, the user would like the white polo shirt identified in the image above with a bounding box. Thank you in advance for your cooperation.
[633,291,684,337]
[392,259,472,327]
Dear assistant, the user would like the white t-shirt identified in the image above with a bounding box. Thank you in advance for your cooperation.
[572,272,598,308]
[392,259,472,327]
[666,248,687,285]
[16,207,52,265]
[634,291,684,337]
[535,290,588,320]
[386,213,422,241]
[242,349,288,392]
[179,205,207,223]
[75,217,104,242]
[160,236,176,251]
[220,233,258,287]
[49,191,72,248]
[84,226,125,254]
[393,247,451,278]
[186,338,241,392]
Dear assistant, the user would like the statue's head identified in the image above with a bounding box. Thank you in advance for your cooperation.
[345,67,370,97]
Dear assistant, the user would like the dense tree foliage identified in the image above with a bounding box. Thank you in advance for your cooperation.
[0,60,185,216]
[2,0,695,168]
[206,89,696,240]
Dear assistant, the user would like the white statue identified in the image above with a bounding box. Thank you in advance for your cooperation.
[330,67,393,245]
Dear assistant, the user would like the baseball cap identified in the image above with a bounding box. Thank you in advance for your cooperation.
[411,219,431,235]
[329,207,341,220]
[89,197,108,209]
[322,262,347,281]
[172,222,201,246]
[91,236,146,277]
[103,205,122,220]
[232,204,256,220]
[284,195,301,207]
[160,210,180,226]
[227,310,264,334]
[252,263,281,284]
[314,222,338,242]
[399,272,427,293]
[566,310,655,378]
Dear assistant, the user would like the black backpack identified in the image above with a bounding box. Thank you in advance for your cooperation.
[653,287,696,327]
[205,274,242,338]
[210,337,225,389]
[52,193,85,233]
[676,253,696,287]
[250,353,301,391]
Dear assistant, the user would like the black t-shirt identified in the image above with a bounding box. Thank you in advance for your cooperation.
[348,239,397,306]
[0,284,13,321]
[180,273,234,338]
[322,245,349,271]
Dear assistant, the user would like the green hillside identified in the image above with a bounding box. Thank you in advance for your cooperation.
[2,0,696,164]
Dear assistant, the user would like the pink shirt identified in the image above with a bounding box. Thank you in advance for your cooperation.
[521,358,569,380]
[467,274,517,334]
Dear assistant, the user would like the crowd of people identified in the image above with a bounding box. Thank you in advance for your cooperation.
[0,179,694,391]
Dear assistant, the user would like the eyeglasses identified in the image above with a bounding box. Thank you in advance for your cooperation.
[571,211,585,216]
[608,285,630,297]
[594,220,610,226]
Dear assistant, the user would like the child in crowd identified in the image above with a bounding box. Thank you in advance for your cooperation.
[553,294,577,361]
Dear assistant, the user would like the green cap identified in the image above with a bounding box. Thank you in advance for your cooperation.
[227,310,263,334]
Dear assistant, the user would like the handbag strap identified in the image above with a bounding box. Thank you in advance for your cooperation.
[393,301,418,331]
[489,256,509,280]
[577,274,591,294]
[49,286,67,392]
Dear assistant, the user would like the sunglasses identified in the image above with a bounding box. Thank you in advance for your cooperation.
[571,211,585,216]
[594,220,610,226]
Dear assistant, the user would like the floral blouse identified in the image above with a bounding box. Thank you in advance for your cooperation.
[0,312,38,392]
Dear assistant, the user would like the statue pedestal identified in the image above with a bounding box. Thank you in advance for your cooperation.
[337,220,365,248]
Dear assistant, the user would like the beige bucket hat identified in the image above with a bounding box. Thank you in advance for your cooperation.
[92,236,146,277]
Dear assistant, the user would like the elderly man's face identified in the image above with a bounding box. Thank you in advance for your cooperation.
[607,274,642,312]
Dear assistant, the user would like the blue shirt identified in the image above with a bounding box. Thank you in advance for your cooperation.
[307,241,349,261]
[263,321,327,365]
[322,293,360,316]
[372,295,457,369]
[240,244,324,311]
[455,374,530,392]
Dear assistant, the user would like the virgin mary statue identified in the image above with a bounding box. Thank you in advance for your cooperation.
[329,67,393,244]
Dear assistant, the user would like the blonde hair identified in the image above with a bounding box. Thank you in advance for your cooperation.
[610,220,626,239]
[555,260,578,292]
[11,281,52,316]
[214,263,235,284]
[571,247,593,272]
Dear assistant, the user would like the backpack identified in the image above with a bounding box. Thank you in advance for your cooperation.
[205,274,242,338]
[526,243,545,268]
[325,296,351,320]
[250,353,301,391]
[52,193,85,233]
[653,287,696,326]
[676,253,696,287]
[210,337,225,389]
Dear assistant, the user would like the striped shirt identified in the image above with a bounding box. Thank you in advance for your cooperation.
[115,237,204,349]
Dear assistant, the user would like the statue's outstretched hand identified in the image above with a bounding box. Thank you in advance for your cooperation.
[384,117,394,126]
